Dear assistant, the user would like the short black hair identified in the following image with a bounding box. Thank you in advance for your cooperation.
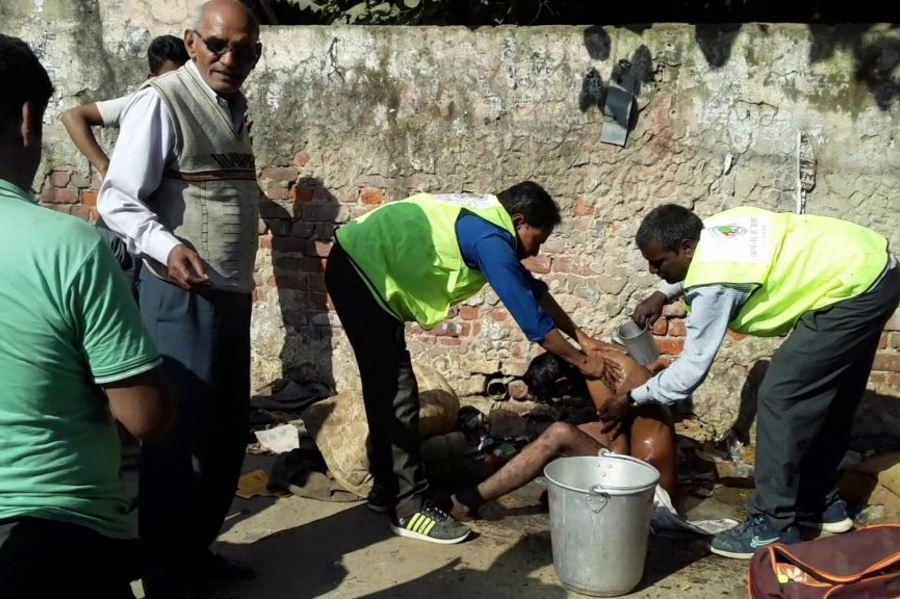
[635,204,704,252]
[147,35,189,75]
[523,352,584,401]
[497,181,561,230]
[0,34,53,133]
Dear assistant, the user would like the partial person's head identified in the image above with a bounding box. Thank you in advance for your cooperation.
[496,181,561,259]
[147,34,189,77]
[185,0,261,97]
[0,35,54,192]
[523,353,586,401]
[635,204,703,284]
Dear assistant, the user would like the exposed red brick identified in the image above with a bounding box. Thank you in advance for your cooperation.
[885,310,900,332]
[293,151,311,167]
[869,371,900,390]
[74,206,96,222]
[307,240,333,257]
[491,310,508,322]
[439,337,462,346]
[81,190,98,207]
[668,319,687,337]
[662,302,687,318]
[879,334,888,350]
[308,274,327,292]
[470,322,482,337]
[49,171,71,188]
[522,255,551,274]
[41,187,78,204]
[727,331,747,342]
[314,224,336,240]
[459,305,479,320]
[873,353,900,373]
[573,199,594,216]
[267,218,291,237]
[272,238,309,253]
[889,333,900,351]
[259,236,273,250]
[260,167,297,183]
[266,275,277,287]
[552,256,589,275]
[292,185,315,203]
[71,173,91,188]
[266,186,290,201]
[652,318,668,336]
[360,187,385,206]
[656,338,684,355]
[277,274,307,290]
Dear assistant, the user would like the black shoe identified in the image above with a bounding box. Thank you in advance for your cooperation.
[198,550,256,582]
[390,500,470,544]
[798,497,854,534]
[710,514,800,560]
[367,485,396,514]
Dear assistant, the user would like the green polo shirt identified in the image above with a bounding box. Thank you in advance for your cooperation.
[0,179,161,539]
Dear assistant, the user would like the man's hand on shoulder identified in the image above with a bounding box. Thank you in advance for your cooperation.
[167,244,211,292]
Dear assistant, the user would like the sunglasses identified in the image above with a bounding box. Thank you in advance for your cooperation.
[193,30,259,63]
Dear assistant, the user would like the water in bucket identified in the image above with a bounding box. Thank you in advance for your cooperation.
[544,452,660,596]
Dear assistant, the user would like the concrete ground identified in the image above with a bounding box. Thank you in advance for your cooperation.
[145,455,753,599]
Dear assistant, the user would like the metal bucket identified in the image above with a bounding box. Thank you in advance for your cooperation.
[544,452,660,596]
[615,321,660,366]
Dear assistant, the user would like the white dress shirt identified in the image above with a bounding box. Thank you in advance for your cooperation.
[97,60,247,266]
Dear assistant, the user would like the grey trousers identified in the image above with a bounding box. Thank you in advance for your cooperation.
[136,269,251,589]
[749,263,900,531]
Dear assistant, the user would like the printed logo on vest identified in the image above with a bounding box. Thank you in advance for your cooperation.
[708,223,747,239]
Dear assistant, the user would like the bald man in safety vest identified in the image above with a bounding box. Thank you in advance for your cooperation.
[601,204,899,560]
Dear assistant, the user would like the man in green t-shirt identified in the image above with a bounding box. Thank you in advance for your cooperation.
[0,35,175,599]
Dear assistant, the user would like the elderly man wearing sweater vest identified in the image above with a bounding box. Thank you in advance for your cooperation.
[97,1,261,596]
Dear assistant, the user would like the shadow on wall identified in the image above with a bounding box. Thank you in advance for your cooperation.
[581,24,900,112]
[732,358,900,455]
[260,176,340,389]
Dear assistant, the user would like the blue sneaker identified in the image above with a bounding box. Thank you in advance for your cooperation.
[710,514,800,559]
[798,497,854,534]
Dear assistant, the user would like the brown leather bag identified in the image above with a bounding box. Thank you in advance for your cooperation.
[748,524,900,598]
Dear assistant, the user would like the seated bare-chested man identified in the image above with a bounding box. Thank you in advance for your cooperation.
[452,349,676,517]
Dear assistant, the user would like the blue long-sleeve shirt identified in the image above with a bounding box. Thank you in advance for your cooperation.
[455,213,555,343]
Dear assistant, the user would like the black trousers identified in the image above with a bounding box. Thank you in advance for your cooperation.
[749,264,900,531]
[0,518,138,599]
[325,241,429,519]
[136,269,251,590]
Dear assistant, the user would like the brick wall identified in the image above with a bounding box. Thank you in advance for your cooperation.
[42,165,900,405]
[29,21,900,439]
